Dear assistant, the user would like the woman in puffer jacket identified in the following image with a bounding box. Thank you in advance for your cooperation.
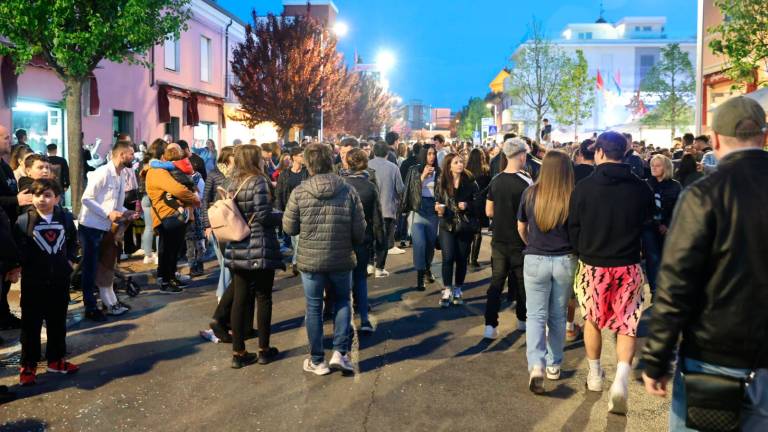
[222,145,284,369]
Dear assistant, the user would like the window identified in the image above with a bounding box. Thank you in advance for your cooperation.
[164,36,179,71]
[643,26,652,32]
[112,111,134,140]
[194,122,218,147]
[164,117,180,142]
[639,54,656,83]
[635,26,641,31]
[577,32,593,40]
[200,36,211,82]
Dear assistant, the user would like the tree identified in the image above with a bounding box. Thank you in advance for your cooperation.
[0,0,191,214]
[640,43,695,142]
[457,97,491,140]
[327,73,393,137]
[552,50,595,142]
[506,19,567,143]
[708,0,768,87]
[230,11,347,141]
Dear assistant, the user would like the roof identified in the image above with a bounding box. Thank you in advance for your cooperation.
[201,0,247,27]
[489,69,510,93]
[283,0,339,14]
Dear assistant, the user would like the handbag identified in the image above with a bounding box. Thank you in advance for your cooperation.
[207,177,255,243]
[449,197,479,235]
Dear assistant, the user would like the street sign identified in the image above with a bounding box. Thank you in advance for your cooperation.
[488,125,498,135]
[481,117,494,128]
[472,130,481,145]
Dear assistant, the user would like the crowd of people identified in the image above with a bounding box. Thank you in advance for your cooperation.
[0,95,766,431]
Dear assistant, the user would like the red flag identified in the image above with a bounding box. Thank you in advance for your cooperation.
[596,69,604,91]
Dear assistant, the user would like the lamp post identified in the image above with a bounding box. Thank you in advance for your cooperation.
[319,21,348,143]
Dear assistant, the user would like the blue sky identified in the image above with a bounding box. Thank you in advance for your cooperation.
[218,0,697,111]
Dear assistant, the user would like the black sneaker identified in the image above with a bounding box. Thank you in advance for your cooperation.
[0,314,22,330]
[257,347,279,365]
[160,283,183,294]
[171,278,189,288]
[425,270,436,284]
[231,352,258,369]
[84,309,107,322]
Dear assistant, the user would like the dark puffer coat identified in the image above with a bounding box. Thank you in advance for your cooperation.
[283,173,366,273]
[201,166,228,229]
[223,175,285,271]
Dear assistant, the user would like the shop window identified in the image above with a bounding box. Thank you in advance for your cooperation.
[194,122,218,147]
[165,117,180,142]
[11,101,65,156]
[113,110,134,141]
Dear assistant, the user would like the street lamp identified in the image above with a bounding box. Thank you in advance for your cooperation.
[319,20,349,142]
[375,50,396,75]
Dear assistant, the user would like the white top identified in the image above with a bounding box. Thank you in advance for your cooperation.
[78,162,128,231]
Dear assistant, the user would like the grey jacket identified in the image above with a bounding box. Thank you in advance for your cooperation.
[283,173,366,273]
[368,157,404,219]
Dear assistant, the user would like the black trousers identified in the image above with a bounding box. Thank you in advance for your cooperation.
[439,229,473,287]
[20,282,69,367]
[375,217,396,269]
[484,241,526,327]
[157,218,186,282]
[470,232,483,264]
[231,269,275,352]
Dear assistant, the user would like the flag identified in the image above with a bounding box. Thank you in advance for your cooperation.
[613,70,622,96]
[596,70,604,91]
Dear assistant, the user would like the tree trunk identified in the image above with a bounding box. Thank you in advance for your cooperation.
[65,78,84,216]
[535,110,542,145]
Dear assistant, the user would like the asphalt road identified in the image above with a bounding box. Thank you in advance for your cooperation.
[0,237,670,432]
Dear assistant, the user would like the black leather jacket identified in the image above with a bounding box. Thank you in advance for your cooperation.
[642,149,768,378]
[401,164,441,214]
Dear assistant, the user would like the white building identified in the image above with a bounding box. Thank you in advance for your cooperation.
[507,16,696,145]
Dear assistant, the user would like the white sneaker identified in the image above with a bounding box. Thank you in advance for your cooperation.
[483,325,498,339]
[546,365,561,380]
[132,249,146,257]
[375,268,390,278]
[329,351,354,373]
[143,254,154,264]
[587,367,605,392]
[303,358,331,376]
[387,246,406,255]
[153,254,159,265]
[175,272,191,282]
[107,304,128,316]
[439,288,452,308]
[517,320,526,332]
[452,287,464,305]
[608,381,629,415]
[366,265,375,276]
[529,366,545,394]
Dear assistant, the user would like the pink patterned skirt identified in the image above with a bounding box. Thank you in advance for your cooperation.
[574,261,645,336]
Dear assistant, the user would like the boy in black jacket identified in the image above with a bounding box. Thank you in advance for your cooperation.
[14,179,79,385]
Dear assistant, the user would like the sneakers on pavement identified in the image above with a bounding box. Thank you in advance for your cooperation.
[387,246,406,255]
[258,347,280,365]
[175,272,191,283]
[303,358,332,376]
[587,367,605,392]
[566,324,582,342]
[199,329,221,343]
[366,265,375,276]
[142,254,155,265]
[452,287,463,305]
[85,309,107,322]
[360,321,374,334]
[517,320,527,332]
[231,352,258,369]
[529,367,545,395]
[608,381,629,415]
[439,288,452,308]
[107,304,129,316]
[47,360,80,374]
[374,268,390,278]
[19,367,36,386]
[483,325,498,340]
[160,283,183,295]
[329,351,354,374]
[546,365,561,380]
[425,270,436,284]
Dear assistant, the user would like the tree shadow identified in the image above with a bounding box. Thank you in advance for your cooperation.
[0,419,48,432]
[358,332,452,373]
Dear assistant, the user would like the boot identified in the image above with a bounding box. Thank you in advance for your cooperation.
[416,271,426,291]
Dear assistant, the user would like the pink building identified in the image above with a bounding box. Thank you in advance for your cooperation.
[0,0,247,160]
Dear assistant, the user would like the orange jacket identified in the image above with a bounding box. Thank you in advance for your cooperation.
[145,168,200,229]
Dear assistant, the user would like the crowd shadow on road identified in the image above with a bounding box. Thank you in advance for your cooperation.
[0,418,48,432]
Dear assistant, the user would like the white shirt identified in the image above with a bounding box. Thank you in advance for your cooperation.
[78,161,128,231]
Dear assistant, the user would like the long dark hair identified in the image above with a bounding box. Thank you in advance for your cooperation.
[675,153,697,181]
[439,153,471,197]
[466,148,489,178]
[417,144,437,168]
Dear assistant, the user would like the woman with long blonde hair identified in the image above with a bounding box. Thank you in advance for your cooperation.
[516,150,576,394]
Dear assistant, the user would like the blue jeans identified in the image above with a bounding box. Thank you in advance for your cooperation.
[209,232,231,299]
[353,244,370,323]
[524,254,577,370]
[641,226,662,294]
[78,225,106,312]
[301,271,352,364]
[671,357,768,431]
[141,195,155,255]
[411,198,438,272]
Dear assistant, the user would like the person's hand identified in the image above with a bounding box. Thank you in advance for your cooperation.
[642,372,670,397]
[108,210,124,222]
[435,203,445,216]
[17,190,33,206]
[205,228,213,239]
[458,202,467,211]
[421,165,434,181]
[658,224,668,235]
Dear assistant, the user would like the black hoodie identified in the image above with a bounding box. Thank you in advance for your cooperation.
[568,163,654,267]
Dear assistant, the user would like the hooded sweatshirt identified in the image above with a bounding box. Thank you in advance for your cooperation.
[568,162,654,267]
[283,173,366,273]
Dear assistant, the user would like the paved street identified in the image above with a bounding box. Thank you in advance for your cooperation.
[0,237,669,432]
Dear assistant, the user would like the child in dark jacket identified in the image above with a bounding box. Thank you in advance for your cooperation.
[13,179,79,386]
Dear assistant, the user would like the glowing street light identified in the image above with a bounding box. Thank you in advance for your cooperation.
[376,50,396,74]
[332,21,349,38]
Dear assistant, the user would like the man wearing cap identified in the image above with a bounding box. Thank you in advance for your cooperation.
[482,138,532,339]
[568,130,654,415]
[642,96,768,431]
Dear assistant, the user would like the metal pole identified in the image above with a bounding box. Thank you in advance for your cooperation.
[694,0,705,135]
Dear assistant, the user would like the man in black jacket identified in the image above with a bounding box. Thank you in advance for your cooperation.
[0,124,30,330]
[0,205,18,403]
[642,96,768,430]
[569,131,653,415]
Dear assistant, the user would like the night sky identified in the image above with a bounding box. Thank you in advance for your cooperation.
[218,0,697,111]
